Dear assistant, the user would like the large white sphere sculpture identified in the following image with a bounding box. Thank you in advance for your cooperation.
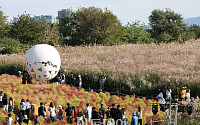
[25,44,61,81]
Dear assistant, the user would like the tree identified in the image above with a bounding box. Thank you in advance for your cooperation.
[39,23,60,46]
[0,8,9,38]
[9,13,48,45]
[189,24,200,39]
[122,21,152,44]
[59,7,123,45]
[149,9,186,43]
[58,8,74,40]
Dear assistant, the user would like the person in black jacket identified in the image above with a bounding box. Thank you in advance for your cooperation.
[65,103,73,124]
[116,105,122,125]
[38,102,46,118]
[105,106,111,119]
[99,104,105,125]
[2,93,8,113]
[92,107,99,124]
[110,103,116,121]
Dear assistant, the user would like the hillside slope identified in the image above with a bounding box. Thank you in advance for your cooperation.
[1,39,200,83]
[0,74,159,125]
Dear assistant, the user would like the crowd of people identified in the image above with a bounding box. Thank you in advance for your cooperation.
[0,90,144,125]
[19,68,107,92]
[157,85,191,104]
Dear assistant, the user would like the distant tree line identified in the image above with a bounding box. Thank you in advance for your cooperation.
[0,7,200,50]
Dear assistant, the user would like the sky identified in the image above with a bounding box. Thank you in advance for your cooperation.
[0,0,200,25]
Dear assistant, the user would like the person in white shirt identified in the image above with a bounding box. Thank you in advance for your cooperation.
[48,102,56,122]
[20,99,26,116]
[186,89,191,102]
[78,75,82,89]
[166,86,172,100]
[77,112,83,125]
[85,103,92,125]
[25,99,31,120]
[122,108,126,120]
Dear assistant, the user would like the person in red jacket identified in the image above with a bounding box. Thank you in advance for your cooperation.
[72,106,80,123]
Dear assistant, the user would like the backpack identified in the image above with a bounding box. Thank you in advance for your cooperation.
[59,109,63,115]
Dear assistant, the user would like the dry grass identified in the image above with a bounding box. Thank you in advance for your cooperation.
[1,39,200,83]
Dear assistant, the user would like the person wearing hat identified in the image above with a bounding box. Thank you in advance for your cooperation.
[78,74,82,89]
[57,105,63,120]
[65,103,73,124]
[85,103,92,125]
[131,112,138,125]
[181,86,187,100]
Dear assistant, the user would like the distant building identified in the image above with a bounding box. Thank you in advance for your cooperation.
[33,15,58,24]
[58,9,67,18]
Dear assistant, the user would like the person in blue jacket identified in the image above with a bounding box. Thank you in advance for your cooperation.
[131,112,138,125]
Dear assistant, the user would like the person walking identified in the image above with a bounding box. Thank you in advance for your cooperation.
[92,107,99,124]
[99,104,105,125]
[136,106,143,125]
[2,93,9,113]
[131,112,138,125]
[85,103,92,125]
[38,102,46,118]
[116,105,122,125]
[110,103,117,122]
[20,99,26,116]
[48,102,56,122]
[105,107,112,119]
[65,103,73,124]
[57,105,63,120]
[25,99,31,120]
[9,97,14,112]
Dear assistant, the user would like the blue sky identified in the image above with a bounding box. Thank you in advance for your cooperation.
[0,0,199,25]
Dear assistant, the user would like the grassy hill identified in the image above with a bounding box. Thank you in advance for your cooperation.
[1,39,200,96]
[0,74,160,125]
[1,39,200,82]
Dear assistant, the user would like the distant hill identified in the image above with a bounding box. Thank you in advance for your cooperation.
[184,16,200,26]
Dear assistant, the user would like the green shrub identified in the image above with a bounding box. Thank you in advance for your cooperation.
[0,37,21,47]
[0,46,25,54]
[0,62,23,75]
